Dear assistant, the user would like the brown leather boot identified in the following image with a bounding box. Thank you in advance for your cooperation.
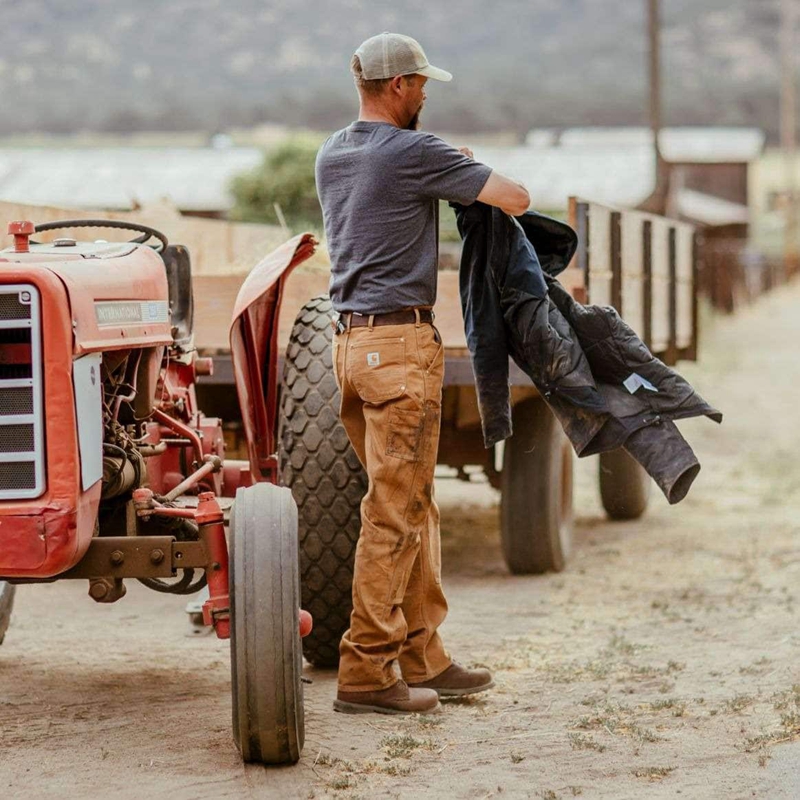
[334,679,441,715]
[407,662,495,697]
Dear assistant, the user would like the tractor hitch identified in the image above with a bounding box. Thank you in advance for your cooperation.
[195,492,230,639]
[131,488,231,639]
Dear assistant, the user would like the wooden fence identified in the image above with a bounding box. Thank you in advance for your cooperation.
[697,236,797,314]
[568,198,697,365]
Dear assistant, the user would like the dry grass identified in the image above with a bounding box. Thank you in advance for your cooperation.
[743,683,800,757]
[538,635,686,688]
[567,732,606,752]
[632,766,676,781]
[380,733,434,759]
[649,698,687,717]
[571,700,662,744]
[723,693,756,714]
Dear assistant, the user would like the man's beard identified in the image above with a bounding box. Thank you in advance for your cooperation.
[406,106,423,130]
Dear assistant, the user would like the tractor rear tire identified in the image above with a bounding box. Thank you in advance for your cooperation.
[0,582,14,645]
[599,449,651,520]
[500,398,574,574]
[230,483,304,765]
[278,295,366,669]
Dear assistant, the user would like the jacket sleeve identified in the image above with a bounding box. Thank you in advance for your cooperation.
[547,280,722,425]
[454,202,513,447]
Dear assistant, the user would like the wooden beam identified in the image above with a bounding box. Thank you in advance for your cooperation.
[667,227,678,365]
[642,219,653,349]
[575,201,590,304]
[610,211,623,314]
[688,230,700,360]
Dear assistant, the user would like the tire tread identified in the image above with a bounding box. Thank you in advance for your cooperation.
[230,483,304,764]
[278,295,365,668]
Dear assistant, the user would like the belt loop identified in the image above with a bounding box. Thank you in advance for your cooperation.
[346,312,353,331]
[368,314,374,331]
[414,307,421,328]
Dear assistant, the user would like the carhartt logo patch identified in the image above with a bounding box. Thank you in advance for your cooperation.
[367,352,381,367]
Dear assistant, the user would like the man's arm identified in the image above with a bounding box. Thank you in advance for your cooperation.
[476,172,530,217]
[457,146,530,216]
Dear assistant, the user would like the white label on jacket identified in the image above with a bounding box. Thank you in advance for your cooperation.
[367,352,381,367]
[624,373,659,394]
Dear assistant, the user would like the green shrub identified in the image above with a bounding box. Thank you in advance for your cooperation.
[229,137,323,232]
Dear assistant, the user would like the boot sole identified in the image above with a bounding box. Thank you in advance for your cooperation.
[431,680,496,697]
[333,699,442,716]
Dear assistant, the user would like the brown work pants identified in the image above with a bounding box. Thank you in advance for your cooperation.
[332,317,451,692]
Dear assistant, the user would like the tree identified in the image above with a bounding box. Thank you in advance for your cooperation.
[229,137,323,231]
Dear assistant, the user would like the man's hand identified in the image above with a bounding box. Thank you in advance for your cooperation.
[458,146,474,159]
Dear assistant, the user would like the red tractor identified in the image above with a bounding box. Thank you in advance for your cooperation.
[0,218,317,765]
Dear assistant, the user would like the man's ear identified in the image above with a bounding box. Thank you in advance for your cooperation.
[390,75,405,95]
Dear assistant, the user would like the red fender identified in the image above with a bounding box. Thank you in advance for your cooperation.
[229,234,317,483]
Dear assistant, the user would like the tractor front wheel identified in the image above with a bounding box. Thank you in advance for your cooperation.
[230,483,304,764]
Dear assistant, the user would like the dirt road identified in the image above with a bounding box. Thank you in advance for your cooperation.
[2,282,800,800]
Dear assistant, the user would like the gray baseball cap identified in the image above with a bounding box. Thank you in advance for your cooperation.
[354,32,453,82]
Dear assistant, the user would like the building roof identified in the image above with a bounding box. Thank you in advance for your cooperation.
[473,126,765,212]
[472,143,656,211]
[659,127,766,163]
[675,188,750,227]
[0,147,264,212]
[528,126,766,163]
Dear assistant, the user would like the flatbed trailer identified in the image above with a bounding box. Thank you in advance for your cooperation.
[187,198,699,667]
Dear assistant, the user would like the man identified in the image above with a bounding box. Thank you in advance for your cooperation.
[315,32,530,715]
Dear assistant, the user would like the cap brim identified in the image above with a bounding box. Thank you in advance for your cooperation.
[416,64,453,82]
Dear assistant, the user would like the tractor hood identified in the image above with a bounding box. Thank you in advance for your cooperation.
[0,242,172,354]
[229,233,317,482]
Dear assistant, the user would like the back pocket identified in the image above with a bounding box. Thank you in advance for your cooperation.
[350,337,407,404]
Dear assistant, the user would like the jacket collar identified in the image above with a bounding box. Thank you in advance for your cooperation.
[452,202,578,278]
[515,210,578,278]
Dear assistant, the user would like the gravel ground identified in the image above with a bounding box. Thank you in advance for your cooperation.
[1,282,799,799]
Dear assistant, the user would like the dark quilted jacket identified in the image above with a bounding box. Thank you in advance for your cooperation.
[453,201,722,504]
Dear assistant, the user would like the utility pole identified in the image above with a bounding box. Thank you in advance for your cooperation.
[640,0,669,214]
[649,0,663,169]
[781,0,798,271]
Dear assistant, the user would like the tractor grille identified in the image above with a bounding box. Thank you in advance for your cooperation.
[0,386,33,415]
[0,462,35,492]
[0,424,35,453]
[0,293,32,322]
[0,285,45,499]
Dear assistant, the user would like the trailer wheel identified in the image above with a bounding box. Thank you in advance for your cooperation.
[500,398,573,574]
[230,483,304,765]
[278,295,366,669]
[0,582,14,645]
[599,449,651,520]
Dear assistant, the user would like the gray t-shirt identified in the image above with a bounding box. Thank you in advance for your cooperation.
[315,121,492,314]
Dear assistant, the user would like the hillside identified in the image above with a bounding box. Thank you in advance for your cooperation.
[0,0,786,138]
